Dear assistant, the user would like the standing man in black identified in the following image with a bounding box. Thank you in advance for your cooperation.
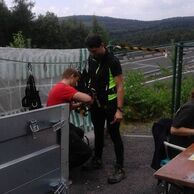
[85,34,125,184]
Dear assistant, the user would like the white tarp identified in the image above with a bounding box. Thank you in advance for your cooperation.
[0,47,92,131]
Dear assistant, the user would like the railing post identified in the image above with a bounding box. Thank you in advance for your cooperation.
[107,41,113,53]
[79,48,83,71]
[171,43,178,117]
[175,42,184,112]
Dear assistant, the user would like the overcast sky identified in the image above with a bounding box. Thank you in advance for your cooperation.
[4,0,194,21]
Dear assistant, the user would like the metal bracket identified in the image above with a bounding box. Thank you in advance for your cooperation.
[29,120,40,133]
[29,120,65,139]
[54,182,66,194]
[49,181,68,194]
[52,120,65,132]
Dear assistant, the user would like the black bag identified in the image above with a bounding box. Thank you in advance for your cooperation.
[22,74,42,110]
[69,123,92,169]
[69,123,84,139]
[57,123,92,169]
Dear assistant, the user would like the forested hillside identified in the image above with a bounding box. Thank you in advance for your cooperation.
[61,15,194,46]
[1,0,194,48]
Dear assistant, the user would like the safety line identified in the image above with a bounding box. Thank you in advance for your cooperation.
[123,134,153,138]
[114,45,166,53]
[0,57,87,65]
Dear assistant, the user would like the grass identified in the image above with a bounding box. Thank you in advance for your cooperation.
[120,120,154,135]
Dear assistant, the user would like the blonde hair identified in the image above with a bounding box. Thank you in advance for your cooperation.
[62,68,80,79]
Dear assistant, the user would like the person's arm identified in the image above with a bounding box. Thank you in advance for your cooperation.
[70,102,83,110]
[115,74,124,109]
[171,126,194,136]
[111,74,124,124]
[72,91,93,104]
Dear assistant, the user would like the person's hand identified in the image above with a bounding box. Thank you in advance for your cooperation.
[90,97,94,105]
[110,110,123,124]
[70,102,82,110]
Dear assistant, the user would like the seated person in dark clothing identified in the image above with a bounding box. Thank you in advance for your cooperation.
[170,92,194,157]
[47,67,93,169]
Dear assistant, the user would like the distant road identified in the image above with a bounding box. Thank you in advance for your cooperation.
[120,47,194,76]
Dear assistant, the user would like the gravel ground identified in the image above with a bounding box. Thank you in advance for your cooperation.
[69,122,158,194]
[69,122,183,194]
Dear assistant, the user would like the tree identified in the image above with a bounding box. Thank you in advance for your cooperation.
[60,17,89,48]
[32,12,60,48]
[32,14,89,49]
[10,0,35,38]
[0,1,11,46]
[9,31,26,48]
[90,15,109,44]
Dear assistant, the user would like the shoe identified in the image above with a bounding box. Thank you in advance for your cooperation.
[107,164,126,184]
[82,156,103,170]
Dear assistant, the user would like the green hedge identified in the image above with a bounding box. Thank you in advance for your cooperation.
[123,70,194,121]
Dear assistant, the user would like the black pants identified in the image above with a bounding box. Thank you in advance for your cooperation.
[90,99,124,167]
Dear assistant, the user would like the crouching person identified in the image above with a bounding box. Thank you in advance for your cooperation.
[47,67,93,169]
